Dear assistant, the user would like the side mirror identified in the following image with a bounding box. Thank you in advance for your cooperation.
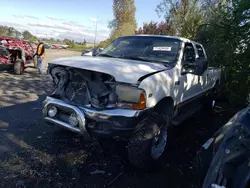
[195,57,208,75]
[92,48,98,56]
[181,60,198,75]
[183,61,198,69]
[92,48,102,56]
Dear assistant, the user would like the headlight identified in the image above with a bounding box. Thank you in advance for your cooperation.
[115,85,146,110]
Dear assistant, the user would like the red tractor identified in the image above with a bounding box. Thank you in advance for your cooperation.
[0,36,36,74]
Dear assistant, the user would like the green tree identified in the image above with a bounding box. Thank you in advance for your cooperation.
[63,38,71,44]
[65,40,75,48]
[83,39,87,46]
[31,36,38,42]
[97,39,111,48]
[156,0,203,39]
[196,0,250,106]
[110,0,137,39]
[0,26,9,36]
[22,30,33,40]
[8,27,15,37]
[136,21,172,35]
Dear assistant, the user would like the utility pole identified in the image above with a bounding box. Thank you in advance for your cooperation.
[94,16,98,47]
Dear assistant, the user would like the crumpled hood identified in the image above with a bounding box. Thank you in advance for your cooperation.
[49,56,168,84]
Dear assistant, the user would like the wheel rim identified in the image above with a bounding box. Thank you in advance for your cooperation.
[151,127,167,159]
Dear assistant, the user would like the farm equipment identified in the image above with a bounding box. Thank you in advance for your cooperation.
[0,36,36,74]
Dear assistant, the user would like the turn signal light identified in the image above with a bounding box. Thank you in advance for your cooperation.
[132,93,146,110]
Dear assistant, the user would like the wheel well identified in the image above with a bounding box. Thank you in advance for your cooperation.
[154,97,174,116]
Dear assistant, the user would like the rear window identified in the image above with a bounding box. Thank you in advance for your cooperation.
[196,44,205,58]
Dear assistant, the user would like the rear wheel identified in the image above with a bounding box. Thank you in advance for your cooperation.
[14,60,24,75]
[128,113,169,170]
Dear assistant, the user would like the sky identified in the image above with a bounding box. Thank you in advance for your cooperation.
[0,0,164,43]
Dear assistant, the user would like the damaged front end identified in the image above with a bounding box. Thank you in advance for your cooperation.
[43,65,149,138]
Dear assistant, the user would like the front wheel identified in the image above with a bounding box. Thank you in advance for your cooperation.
[128,113,169,170]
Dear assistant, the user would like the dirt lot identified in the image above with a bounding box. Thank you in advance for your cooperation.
[0,49,238,188]
[42,49,81,70]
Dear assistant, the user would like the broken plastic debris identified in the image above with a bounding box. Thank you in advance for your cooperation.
[37,136,42,139]
[1,129,8,132]
[202,138,214,149]
[90,170,105,175]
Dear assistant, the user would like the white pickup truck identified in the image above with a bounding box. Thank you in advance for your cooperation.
[43,35,221,169]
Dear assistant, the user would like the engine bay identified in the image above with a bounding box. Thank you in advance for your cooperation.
[49,66,122,109]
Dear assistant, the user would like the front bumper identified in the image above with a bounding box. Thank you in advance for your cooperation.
[43,97,149,138]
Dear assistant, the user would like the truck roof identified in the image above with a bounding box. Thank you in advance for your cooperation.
[122,35,202,45]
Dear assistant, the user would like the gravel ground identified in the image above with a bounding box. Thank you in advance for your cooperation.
[0,50,238,188]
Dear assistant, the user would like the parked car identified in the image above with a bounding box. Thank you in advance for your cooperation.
[51,44,59,49]
[81,47,103,56]
[198,104,250,188]
[43,35,221,169]
[44,44,51,49]
[58,45,67,49]
[0,36,35,74]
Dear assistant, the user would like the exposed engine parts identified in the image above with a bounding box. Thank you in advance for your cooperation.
[50,66,118,109]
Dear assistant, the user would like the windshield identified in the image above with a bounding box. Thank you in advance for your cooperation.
[99,36,181,64]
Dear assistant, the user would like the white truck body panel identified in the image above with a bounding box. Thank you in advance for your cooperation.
[138,41,221,108]
[139,67,221,108]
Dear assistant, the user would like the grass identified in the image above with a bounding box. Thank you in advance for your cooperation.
[68,43,95,51]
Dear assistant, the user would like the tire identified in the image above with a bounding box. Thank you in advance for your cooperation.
[128,113,169,170]
[13,60,24,75]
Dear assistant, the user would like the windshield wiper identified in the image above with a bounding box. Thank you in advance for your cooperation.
[120,56,172,65]
[118,56,151,62]
[97,54,115,58]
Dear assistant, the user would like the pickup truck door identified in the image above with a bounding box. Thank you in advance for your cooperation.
[179,42,200,103]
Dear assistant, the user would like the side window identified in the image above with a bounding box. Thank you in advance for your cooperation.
[196,44,205,58]
[183,43,196,63]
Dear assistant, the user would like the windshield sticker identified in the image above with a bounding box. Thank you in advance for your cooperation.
[153,46,172,51]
